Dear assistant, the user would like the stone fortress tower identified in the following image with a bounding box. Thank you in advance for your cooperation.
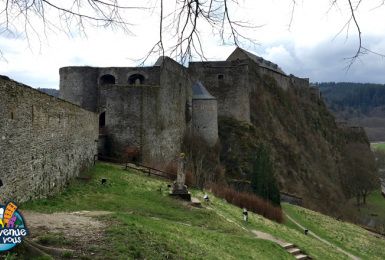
[59,48,309,167]
[191,81,218,146]
[60,57,193,166]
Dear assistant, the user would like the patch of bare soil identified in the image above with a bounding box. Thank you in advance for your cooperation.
[21,211,112,259]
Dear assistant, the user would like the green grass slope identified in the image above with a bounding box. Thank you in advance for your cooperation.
[283,203,385,260]
[16,163,385,259]
[345,189,385,234]
[361,190,385,220]
[20,163,290,260]
[371,142,385,151]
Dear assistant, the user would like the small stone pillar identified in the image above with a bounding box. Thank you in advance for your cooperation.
[170,153,191,201]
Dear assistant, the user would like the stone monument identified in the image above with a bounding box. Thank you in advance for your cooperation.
[170,153,191,201]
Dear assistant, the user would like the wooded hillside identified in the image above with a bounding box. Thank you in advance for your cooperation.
[316,82,385,141]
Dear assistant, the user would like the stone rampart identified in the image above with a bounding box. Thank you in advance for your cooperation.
[0,76,98,202]
[259,67,291,90]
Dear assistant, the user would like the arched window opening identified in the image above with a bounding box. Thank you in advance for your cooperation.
[99,112,106,128]
[128,74,145,85]
[100,74,116,85]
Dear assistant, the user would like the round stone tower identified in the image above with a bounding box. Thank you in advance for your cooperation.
[192,81,218,146]
[59,66,99,112]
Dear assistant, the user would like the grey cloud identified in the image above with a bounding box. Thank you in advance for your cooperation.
[6,71,58,89]
[256,36,385,83]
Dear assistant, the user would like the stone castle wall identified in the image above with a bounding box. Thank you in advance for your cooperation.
[189,61,251,122]
[60,59,191,167]
[59,67,99,112]
[0,76,98,203]
[97,66,161,160]
[259,67,291,90]
[99,84,148,158]
[146,58,192,166]
[290,76,310,89]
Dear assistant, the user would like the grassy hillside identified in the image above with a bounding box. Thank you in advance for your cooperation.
[344,189,385,234]
[372,142,385,151]
[18,163,291,259]
[284,203,385,259]
[6,163,384,259]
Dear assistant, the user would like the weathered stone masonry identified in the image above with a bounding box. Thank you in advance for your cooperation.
[59,48,309,168]
[0,76,98,203]
[60,57,193,166]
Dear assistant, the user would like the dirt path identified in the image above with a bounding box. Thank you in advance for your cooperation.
[207,207,311,259]
[22,210,111,258]
[250,230,287,246]
[285,213,360,260]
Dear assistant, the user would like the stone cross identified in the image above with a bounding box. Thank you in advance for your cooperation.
[170,152,190,200]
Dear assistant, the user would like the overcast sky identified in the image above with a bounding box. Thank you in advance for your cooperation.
[0,0,385,89]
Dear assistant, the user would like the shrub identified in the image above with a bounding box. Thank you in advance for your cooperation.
[182,131,222,189]
[209,183,283,223]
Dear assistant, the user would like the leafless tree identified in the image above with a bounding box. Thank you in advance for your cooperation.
[0,0,148,57]
[0,0,383,63]
[0,0,256,62]
[326,0,385,68]
[342,142,379,205]
[182,130,221,189]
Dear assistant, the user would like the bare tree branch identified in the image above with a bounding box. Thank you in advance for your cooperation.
[344,0,363,69]
[0,0,384,65]
[288,0,296,30]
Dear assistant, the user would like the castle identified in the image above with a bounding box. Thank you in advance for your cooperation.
[60,47,310,166]
[0,47,311,203]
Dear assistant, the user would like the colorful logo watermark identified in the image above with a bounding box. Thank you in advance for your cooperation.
[0,202,28,252]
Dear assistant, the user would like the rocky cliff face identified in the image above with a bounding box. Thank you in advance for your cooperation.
[218,73,375,215]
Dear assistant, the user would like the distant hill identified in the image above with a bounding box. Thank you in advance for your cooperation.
[315,82,385,141]
[37,88,59,97]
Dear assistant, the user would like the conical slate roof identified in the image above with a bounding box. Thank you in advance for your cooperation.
[192,81,216,100]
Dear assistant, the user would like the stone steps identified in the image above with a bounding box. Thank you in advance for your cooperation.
[288,248,301,254]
